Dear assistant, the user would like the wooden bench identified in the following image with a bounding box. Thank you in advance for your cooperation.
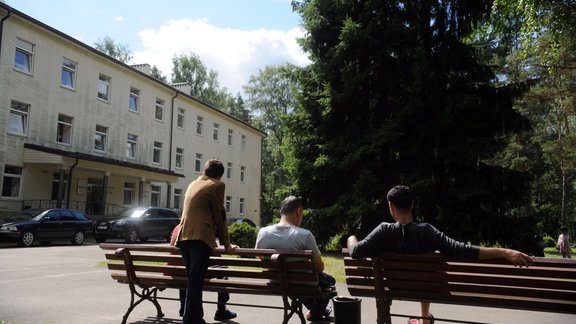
[342,249,576,324]
[100,243,337,324]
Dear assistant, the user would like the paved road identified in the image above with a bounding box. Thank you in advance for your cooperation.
[1,241,575,324]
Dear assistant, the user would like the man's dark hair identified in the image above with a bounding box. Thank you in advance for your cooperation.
[203,159,224,178]
[387,185,415,211]
[280,196,303,214]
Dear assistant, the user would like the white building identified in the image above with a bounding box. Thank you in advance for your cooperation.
[0,3,264,224]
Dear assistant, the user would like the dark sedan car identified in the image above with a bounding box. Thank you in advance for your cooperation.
[0,209,92,247]
[93,207,180,243]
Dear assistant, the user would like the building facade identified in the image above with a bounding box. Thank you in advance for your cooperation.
[0,3,264,224]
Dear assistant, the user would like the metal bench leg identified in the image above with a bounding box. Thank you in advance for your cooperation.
[376,296,392,324]
[281,296,305,324]
[121,287,164,324]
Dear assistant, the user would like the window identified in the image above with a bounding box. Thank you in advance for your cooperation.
[127,133,137,159]
[176,148,184,169]
[196,116,204,135]
[14,38,34,74]
[195,153,203,173]
[51,171,67,201]
[240,166,246,182]
[123,182,135,205]
[228,129,234,146]
[9,101,29,135]
[225,196,232,213]
[129,87,140,112]
[241,134,247,152]
[150,185,161,207]
[2,166,22,198]
[177,108,185,128]
[97,74,111,101]
[153,141,162,164]
[226,162,233,180]
[174,189,183,209]
[56,114,73,144]
[239,198,245,215]
[155,98,164,120]
[94,125,108,152]
[61,58,77,89]
[213,123,220,141]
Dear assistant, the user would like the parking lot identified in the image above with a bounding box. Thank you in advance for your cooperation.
[1,240,575,324]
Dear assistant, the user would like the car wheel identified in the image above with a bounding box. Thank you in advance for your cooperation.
[18,231,35,247]
[39,241,51,246]
[94,235,107,243]
[125,227,139,243]
[71,231,85,245]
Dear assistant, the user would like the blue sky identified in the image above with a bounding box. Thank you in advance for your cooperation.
[7,0,308,94]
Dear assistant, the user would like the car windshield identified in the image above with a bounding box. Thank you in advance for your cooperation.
[120,208,148,218]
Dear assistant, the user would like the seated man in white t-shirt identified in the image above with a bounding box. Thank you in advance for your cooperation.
[255,196,335,321]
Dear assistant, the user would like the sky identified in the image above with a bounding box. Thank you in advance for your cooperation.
[7,0,309,94]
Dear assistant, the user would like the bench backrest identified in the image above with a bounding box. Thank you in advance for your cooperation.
[342,249,576,314]
[100,243,324,297]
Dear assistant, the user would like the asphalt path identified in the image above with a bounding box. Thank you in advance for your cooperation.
[1,240,575,324]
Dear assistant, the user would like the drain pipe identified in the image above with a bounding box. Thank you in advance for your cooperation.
[66,158,79,209]
[0,6,12,57]
[167,91,179,208]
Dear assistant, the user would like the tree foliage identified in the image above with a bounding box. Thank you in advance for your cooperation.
[487,0,576,230]
[244,64,300,223]
[289,0,532,247]
[94,36,132,63]
[171,54,251,123]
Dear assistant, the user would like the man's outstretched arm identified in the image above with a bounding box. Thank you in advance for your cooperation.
[479,247,534,267]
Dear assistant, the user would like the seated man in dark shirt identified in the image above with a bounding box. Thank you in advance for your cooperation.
[347,185,533,324]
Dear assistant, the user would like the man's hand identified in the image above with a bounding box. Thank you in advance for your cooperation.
[225,244,239,254]
[505,249,534,267]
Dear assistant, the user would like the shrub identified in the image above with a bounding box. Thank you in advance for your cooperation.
[228,222,258,248]
[543,235,556,247]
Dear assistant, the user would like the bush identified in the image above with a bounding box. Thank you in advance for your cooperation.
[543,235,556,247]
[324,232,347,252]
[228,222,258,248]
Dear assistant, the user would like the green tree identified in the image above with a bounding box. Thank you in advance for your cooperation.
[171,54,242,115]
[244,64,300,224]
[94,36,132,63]
[150,65,167,82]
[488,0,576,230]
[290,0,531,246]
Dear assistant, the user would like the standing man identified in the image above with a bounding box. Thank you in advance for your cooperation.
[176,159,239,324]
[557,226,572,258]
[347,185,533,324]
[255,196,335,321]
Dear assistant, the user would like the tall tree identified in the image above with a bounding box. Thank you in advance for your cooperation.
[290,0,531,246]
[171,54,241,114]
[94,36,132,63]
[488,0,576,229]
[244,64,299,224]
[150,65,167,82]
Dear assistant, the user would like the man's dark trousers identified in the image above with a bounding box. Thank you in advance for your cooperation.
[178,240,212,324]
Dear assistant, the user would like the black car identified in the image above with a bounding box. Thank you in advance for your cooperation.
[227,217,257,228]
[0,209,92,247]
[93,207,180,243]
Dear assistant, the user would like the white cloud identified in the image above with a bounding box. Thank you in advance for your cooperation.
[132,18,310,94]
[113,16,124,22]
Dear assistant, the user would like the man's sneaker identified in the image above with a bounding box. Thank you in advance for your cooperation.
[214,309,237,321]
